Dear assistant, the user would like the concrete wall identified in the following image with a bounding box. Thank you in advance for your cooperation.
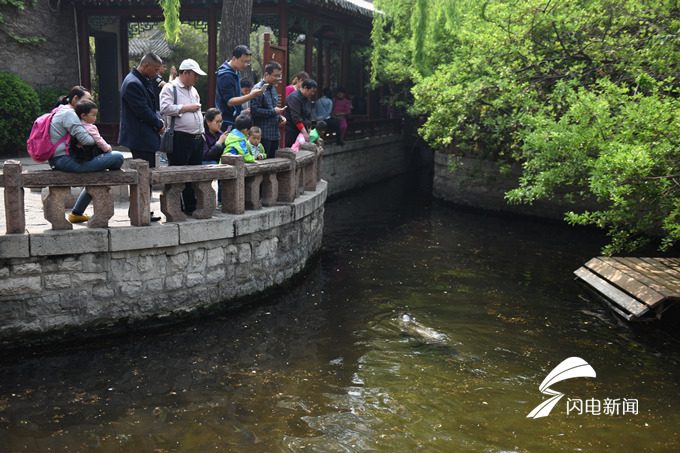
[0,182,327,343]
[0,2,79,89]
[321,134,412,197]
[433,152,601,220]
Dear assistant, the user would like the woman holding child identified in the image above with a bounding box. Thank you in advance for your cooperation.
[48,86,125,223]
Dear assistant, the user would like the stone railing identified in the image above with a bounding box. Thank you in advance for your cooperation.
[1,145,323,234]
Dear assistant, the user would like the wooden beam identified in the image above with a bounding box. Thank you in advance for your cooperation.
[574,267,650,317]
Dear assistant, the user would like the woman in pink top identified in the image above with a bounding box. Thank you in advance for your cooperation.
[285,71,309,99]
[331,87,351,145]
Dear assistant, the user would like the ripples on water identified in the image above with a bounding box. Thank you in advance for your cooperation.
[0,169,679,451]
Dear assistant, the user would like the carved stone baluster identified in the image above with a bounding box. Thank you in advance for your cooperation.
[192,181,216,219]
[128,159,150,226]
[86,185,114,228]
[221,155,245,214]
[316,146,324,182]
[245,174,263,210]
[276,149,297,202]
[2,160,25,234]
[43,187,73,230]
[160,183,186,221]
[261,173,278,207]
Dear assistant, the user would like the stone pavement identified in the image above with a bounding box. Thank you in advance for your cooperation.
[0,150,178,235]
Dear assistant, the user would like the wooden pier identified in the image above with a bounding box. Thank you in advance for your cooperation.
[574,257,680,320]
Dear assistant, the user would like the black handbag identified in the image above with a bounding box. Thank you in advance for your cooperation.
[68,139,103,162]
[159,84,177,154]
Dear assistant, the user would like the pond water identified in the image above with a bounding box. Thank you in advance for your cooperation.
[0,170,679,452]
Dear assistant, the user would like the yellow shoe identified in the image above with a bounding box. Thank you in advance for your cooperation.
[68,213,90,223]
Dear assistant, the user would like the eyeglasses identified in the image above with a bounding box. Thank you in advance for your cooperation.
[240,59,251,67]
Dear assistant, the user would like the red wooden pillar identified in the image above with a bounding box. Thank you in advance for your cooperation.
[279,1,289,85]
[78,9,90,89]
[207,10,217,108]
[341,25,350,89]
[316,38,323,89]
[305,17,314,80]
[278,5,289,148]
[324,46,331,90]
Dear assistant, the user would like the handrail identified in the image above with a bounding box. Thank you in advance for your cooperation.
[1,144,323,234]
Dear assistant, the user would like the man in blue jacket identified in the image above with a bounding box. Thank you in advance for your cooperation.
[119,52,165,221]
[119,52,165,162]
[215,45,265,132]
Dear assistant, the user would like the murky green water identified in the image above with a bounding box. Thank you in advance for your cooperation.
[1,171,679,452]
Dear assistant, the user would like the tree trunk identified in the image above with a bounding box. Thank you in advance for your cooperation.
[219,0,254,80]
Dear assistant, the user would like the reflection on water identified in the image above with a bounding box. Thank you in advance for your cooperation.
[1,170,679,452]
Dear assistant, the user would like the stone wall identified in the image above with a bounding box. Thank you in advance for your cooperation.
[433,152,602,220]
[0,182,327,343]
[0,2,79,89]
[321,134,412,197]
[0,133,415,344]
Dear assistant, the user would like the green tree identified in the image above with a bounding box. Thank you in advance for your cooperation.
[168,23,210,102]
[372,0,680,253]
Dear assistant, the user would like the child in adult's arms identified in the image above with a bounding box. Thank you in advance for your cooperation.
[69,99,113,161]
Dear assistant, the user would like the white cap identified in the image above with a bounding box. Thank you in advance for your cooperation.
[178,59,207,76]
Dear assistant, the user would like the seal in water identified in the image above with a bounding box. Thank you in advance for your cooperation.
[397,313,450,346]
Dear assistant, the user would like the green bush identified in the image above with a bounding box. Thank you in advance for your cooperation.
[35,87,68,114]
[0,72,40,157]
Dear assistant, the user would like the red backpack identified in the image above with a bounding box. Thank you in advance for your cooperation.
[26,107,70,163]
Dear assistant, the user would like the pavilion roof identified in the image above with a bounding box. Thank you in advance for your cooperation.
[128,29,175,59]
[71,0,375,18]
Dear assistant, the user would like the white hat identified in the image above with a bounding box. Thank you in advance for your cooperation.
[178,59,207,76]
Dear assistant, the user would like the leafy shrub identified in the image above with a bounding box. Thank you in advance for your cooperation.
[372,0,680,253]
[0,72,40,157]
[35,87,68,114]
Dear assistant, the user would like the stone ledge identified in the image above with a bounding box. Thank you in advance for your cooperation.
[109,223,180,252]
[30,229,109,256]
[178,217,235,244]
[322,134,402,157]
[233,205,295,237]
[293,180,328,220]
[0,233,29,258]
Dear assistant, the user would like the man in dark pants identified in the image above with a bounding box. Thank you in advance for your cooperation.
[159,59,206,215]
[285,79,317,148]
[119,52,165,221]
[251,61,287,158]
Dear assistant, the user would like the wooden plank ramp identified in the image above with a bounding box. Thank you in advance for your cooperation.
[574,257,680,320]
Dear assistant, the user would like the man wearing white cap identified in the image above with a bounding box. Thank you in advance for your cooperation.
[160,58,207,215]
